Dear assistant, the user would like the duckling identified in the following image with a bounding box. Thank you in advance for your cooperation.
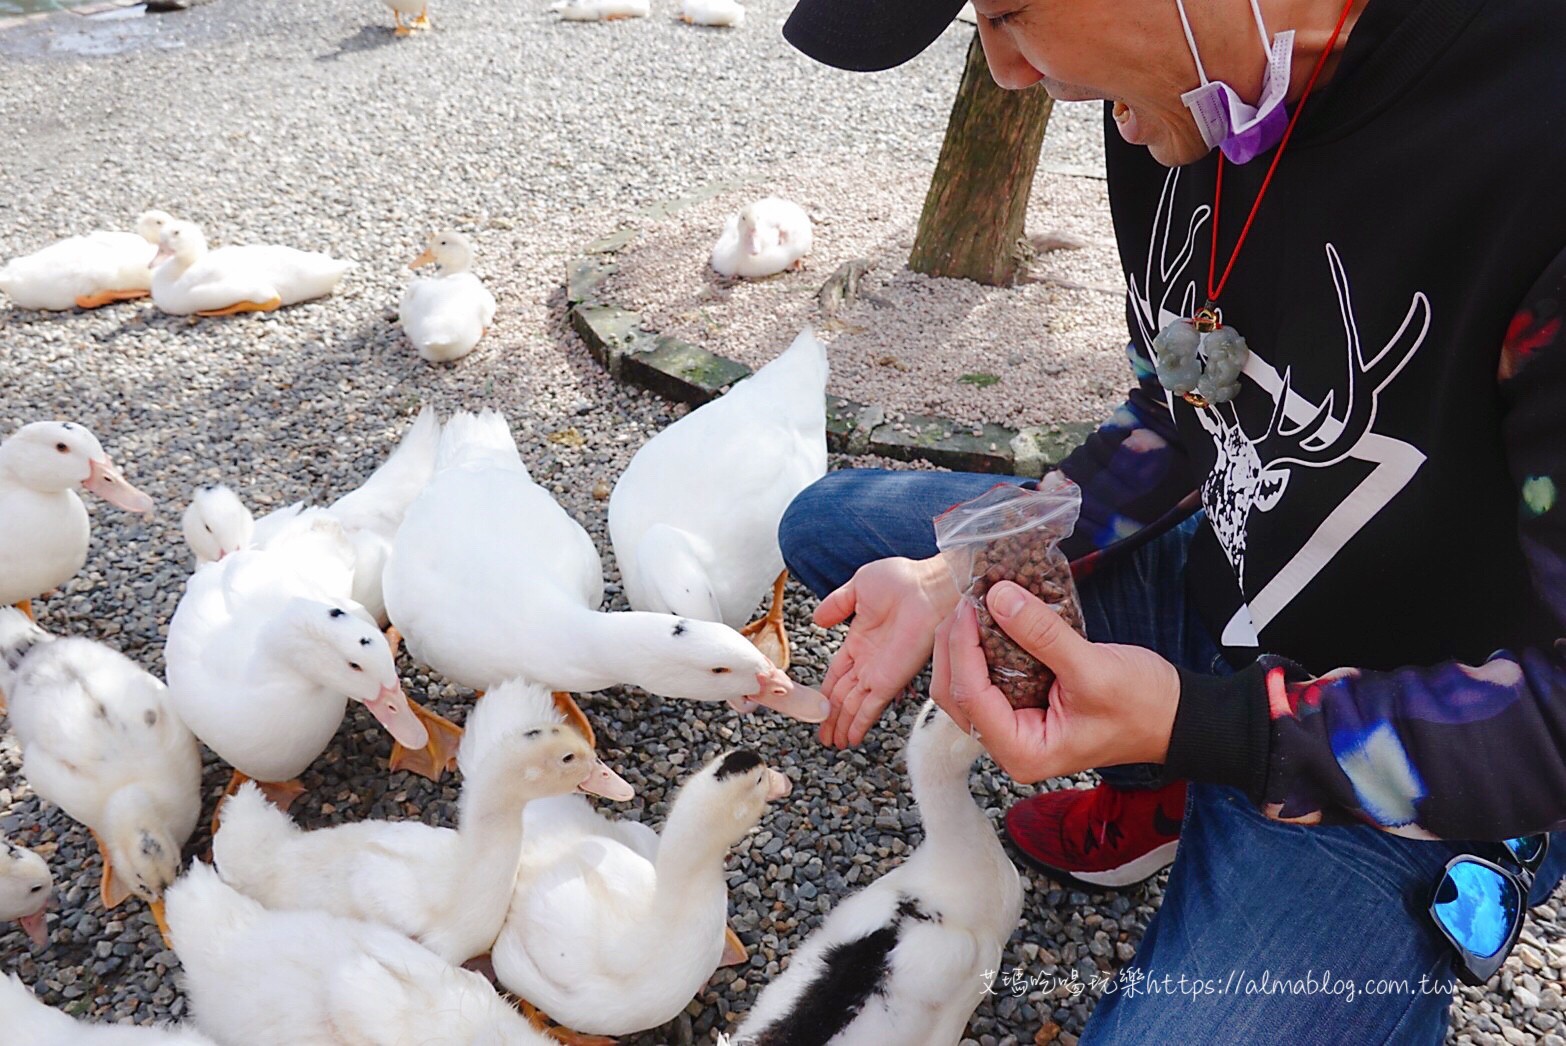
[400,231,497,364]
[491,749,792,1040]
[149,220,349,317]
[179,407,440,625]
[384,0,432,34]
[0,843,52,949]
[165,862,553,1045]
[0,609,199,943]
[213,679,633,965]
[711,198,812,278]
[551,0,650,20]
[0,421,154,620]
[0,973,216,1043]
[0,210,174,311]
[725,701,1022,1045]
[679,0,745,26]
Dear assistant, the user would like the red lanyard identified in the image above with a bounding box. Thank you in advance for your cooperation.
[1205,0,1360,308]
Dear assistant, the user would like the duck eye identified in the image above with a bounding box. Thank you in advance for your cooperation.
[348,662,362,672]
[329,608,346,619]
[562,753,576,764]
[55,443,68,453]
[204,524,212,534]
[711,667,731,675]
[28,884,43,893]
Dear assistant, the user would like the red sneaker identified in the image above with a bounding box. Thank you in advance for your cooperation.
[1004,780,1186,889]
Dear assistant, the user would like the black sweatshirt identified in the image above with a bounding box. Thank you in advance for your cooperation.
[1057,0,1566,839]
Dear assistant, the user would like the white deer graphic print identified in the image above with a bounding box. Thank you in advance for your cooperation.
[1129,170,1431,647]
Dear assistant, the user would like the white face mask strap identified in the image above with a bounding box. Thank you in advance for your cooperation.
[1247,0,1273,53]
[1174,0,1211,85]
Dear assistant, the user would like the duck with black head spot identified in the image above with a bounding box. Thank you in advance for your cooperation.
[0,421,154,622]
[0,841,52,950]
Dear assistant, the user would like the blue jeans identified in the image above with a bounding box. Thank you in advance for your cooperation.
[779,468,1566,1044]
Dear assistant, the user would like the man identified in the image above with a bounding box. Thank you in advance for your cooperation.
[777,0,1566,1038]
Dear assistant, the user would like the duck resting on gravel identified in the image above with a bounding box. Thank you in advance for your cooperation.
[0,608,200,945]
[212,678,633,966]
[0,421,154,622]
[0,842,52,950]
[381,409,830,774]
[400,230,496,364]
[164,515,431,823]
[710,198,813,279]
[609,328,828,673]
[166,862,554,1046]
[149,219,349,317]
[0,973,217,1044]
[723,701,1022,1046]
[492,748,794,1045]
[0,210,174,311]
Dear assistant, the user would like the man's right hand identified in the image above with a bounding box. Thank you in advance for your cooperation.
[813,555,960,748]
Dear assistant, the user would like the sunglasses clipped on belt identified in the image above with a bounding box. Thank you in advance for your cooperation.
[1429,834,1550,986]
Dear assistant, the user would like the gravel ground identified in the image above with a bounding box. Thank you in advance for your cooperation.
[0,2,1561,1044]
[602,164,1127,430]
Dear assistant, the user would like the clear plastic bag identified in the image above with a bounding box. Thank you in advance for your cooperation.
[933,476,1086,709]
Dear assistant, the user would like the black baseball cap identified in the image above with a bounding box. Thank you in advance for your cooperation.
[783,0,971,72]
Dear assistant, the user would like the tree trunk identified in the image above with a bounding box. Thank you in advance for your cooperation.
[908,30,1055,286]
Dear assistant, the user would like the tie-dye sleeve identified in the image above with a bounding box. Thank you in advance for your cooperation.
[1164,251,1566,840]
[1056,342,1202,573]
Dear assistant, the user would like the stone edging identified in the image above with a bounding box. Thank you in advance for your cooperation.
[564,190,1097,478]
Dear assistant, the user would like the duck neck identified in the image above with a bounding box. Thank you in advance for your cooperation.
[430,759,534,956]
[644,798,733,929]
[908,737,989,858]
[533,605,683,696]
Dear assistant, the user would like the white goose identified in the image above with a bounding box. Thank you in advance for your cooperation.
[166,862,553,1046]
[726,701,1022,1045]
[213,679,633,965]
[149,220,349,317]
[492,748,793,1040]
[678,0,745,26]
[710,198,812,278]
[381,410,829,763]
[180,406,441,625]
[400,231,496,363]
[0,842,52,949]
[0,974,216,1044]
[164,517,429,814]
[0,421,154,619]
[0,211,174,311]
[0,609,199,941]
[609,328,827,671]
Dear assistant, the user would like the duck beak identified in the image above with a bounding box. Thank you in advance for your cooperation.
[364,685,429,749]
[408,248,438,270]
[149,244,174,269]
[742,669,831,723]
[19,907,47,949]
[765,768,792,801]
[84,458,155,514]
[577,757,635,801]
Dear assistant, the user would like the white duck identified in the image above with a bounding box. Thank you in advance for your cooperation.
[213,679,633,966]
[400,231,497,363]
[166,862,553,1046]
[0,421,155,619]
[710,198,812,278]
[726,701,1022,1046]
[164,517,429,814]
[0,211,174,311]
[678,0,744,26]
[0,609,199,941]
[0,842,52,949]
[492,749,792,1040]
[382,410,829,753]
[149,220,350,317]
[0,974,216,1044]
[551,0,649,20]
[180,406,441,624]
[609,328,827,671]
[384,0,432,34]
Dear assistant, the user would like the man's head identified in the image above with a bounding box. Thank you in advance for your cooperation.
[785,0,1349,167]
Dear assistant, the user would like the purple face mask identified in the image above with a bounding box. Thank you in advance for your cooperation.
[1176,0,1295,164]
